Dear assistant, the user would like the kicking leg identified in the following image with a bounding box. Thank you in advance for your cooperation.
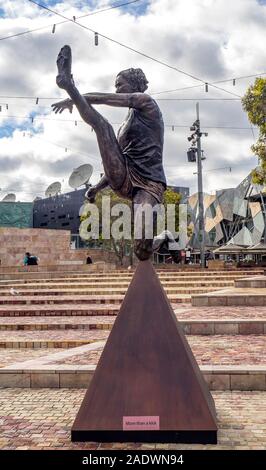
[133,189,158,261]
[56,46,126,191]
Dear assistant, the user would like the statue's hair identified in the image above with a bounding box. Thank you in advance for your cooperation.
[117,68,149,92]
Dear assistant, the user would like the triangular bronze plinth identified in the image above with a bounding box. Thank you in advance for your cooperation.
[72,261,217,443]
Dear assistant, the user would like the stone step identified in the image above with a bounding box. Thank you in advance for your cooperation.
[0,280,235,289]
[0,348,65,368]
[235,276,266,288]
[0,303,266,319]
[0,317,115,331]
[0,276,256,295]
[0,316,265,335]
[0,272,264,285]
[0,269,263,281]
[1,365,265,391]
[0,265,111,277]
[0,332,265,356]
[192,288,266,307]
[0,286,221,296]
[0,303,120,316]
[0,293,190,305]
[0,329,109,349]
[1,340,265,390]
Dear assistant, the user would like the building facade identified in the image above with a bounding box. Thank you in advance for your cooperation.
[33,188,86,234]
[168,185,190,200]
[188,172,266,248]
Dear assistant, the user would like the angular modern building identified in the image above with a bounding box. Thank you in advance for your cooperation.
[188,171,266,248]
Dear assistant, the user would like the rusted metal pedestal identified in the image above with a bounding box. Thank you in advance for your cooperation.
[71,261,217,443]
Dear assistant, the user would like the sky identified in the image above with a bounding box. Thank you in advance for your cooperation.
[0,0,265,201]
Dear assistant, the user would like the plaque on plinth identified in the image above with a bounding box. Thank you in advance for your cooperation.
[71,261,217,443]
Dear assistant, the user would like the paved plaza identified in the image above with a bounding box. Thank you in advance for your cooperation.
[0,268,265,449]
[1,0,266,456]
[0,389,265,450]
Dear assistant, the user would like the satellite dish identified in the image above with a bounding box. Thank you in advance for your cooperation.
[2,193,16,202]
[45,181,61,197]
[68,164,93,189]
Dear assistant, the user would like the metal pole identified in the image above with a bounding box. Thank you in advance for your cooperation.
[196,103,205,268]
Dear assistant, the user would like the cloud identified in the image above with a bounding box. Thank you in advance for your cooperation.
[0,0,265,201]
[0,156,23,172]
[41,154,87,175]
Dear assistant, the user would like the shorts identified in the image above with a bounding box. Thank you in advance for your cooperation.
[116,163,165,204]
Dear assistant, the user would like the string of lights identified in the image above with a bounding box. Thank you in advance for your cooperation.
[0,4,260,178]
[168,162,256,180]
[0,113,258,131]
[1,1,263,99]
[203,164,255,172]
[0,95,243,102]
[20,131,103,169]
[1,2,265,104]
[1,159,255,197]
[0,97,256,142]
[0,0,263,162]
[28,0,241,99]
[0,3,262,198]
[0,0,143,42]
[152,72,266,96]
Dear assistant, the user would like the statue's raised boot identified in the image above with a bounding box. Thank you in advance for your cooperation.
[56,45,75,90]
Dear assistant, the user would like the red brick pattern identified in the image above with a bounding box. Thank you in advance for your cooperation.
[50,335,266,366]
[0,389,265,449]
[0,349,66,368]
[0,269,265,449]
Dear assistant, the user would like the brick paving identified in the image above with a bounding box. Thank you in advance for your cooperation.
[0,293,191,306]
[0,334,265,368]
[0,349,66,368]
[50,335,266,366]
[176,306,266,320]
[0,389,265,449]
[0,280,235,288]
[0,304,120,316]
[0,306,265,323]
[0,286,221,296]
[0,271,260,283]
[0,330,109,343]
[0,304,266,318]
[0,315,116,327]
[0,271,265,449]
[0,296,264,373]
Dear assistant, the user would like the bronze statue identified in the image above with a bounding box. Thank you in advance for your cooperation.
[52,45,166,260]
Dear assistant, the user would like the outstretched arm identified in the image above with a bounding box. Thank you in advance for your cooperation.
[83,92,150,108]
[52,92,151,114]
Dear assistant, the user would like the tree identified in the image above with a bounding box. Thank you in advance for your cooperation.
[80,187,133,266]
[242,78,266,184]
[163,188,182,233]
[80,186,182,265]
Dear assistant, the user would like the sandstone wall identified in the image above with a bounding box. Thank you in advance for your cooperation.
[0,228,86,267]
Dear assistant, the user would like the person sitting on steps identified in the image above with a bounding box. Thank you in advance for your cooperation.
[23,252,38,266]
